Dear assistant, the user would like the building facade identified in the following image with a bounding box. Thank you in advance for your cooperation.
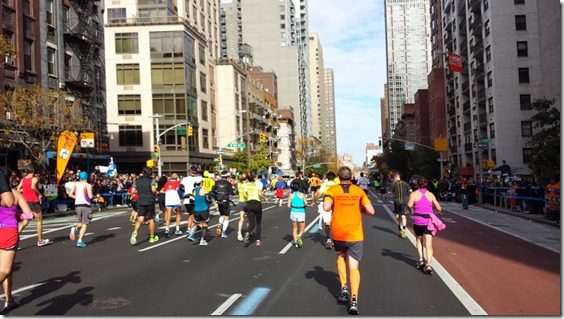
[385,0,432,134]
[308,33,324,142]
[322,68,337,158]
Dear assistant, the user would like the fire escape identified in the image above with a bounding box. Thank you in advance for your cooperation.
[63,0,105,133]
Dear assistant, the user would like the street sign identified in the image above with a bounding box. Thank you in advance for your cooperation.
[477,143,488,149]
[226,143,246,148]
[176,128,186,136]
[312,164,321,169]
[216,150,225,154]
[479,138,490,145]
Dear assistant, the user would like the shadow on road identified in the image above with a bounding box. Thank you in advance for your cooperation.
[380,248,418,268]
[308,232,327,247]
[87,233,115,245]
[18,271,82,307]
[35,286,94,315]
[305,266,340,301]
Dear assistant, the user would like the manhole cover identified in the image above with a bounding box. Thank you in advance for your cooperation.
[92,297,131,310]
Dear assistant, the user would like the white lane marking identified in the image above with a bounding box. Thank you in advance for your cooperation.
[444,208,559,254]
[139,205,277,252]
[278,215,320,255]
[0,282,46,298]
[19,211,130,241]
[211,293,243,315]
[107,226,122,231]
[380,203,487,315]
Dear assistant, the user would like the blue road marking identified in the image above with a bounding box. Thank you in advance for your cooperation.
[308,222,320,233]
[230,287,271,315]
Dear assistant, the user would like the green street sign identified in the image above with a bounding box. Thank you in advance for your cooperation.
[226,143,246,148]
[312,164,321,169]
[480,138,490,144]
[176,128,186,136]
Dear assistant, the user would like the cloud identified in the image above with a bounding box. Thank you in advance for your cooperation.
[309,0,387,166]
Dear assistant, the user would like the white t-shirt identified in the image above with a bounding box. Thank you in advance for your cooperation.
[181,175,198,204]
[64,181,76,196]
[358,177,370,190]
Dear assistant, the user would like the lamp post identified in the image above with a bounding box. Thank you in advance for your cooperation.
[150,114,191,177]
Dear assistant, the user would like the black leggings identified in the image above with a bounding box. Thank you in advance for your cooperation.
[245,200,263,240]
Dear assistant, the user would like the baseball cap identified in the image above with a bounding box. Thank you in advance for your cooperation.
[79,171,88,180]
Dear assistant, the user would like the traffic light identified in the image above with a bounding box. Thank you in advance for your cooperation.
[153,145,160,159]
[187,126,193,136]
[259,132,266,143]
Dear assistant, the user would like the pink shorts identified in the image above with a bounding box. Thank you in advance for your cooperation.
[0,228,18,250]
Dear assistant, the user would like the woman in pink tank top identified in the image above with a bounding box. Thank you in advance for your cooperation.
[407,177,442,275]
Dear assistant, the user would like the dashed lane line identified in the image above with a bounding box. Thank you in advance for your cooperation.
[211,293,242,315]
[278,215,320,255]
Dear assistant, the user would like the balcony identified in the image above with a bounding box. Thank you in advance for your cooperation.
[468,0,481,13]
[464,143,474,152]
[470,40,483,56]
[459,21,467,35]
[464,122,472,132]
[449,126,457,134]
[463,101,470,112]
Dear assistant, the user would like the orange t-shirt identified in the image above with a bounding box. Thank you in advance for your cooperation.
[324,183,371,242]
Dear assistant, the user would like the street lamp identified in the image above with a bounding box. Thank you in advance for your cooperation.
[150,114,191,177]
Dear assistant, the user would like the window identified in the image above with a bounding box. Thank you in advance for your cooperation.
[484,0,489,10]
[488,97,494,113]
[517,41,528,57]
[485,20,490,36]
[117,95,142,115]
[489,123,495,138]
[149,31,183,57]
[199,72,207,93]
[64,54,71,77]
[108,8,126,23]
[2,0,14,8]
[118,125,143,147]
[47,48,56,75]
[518,68,530,83]
[521,121,533,137]
[200,100,208,121]
[522,148,534,163]
[202,128,209,149]
[24,40,33,72]
[151,62,184,88]
[487,71,492,87]
[116,64,140,85]
[46,0,54,25]
[22,0,32,16]
[515,15,527,30]
[486,45,491,62]
[115,33,139,54]
[3,32,14,65]
[199,44,205,65]
[152,93,186,120]
[520,94,532,110]
[514,0,525,4]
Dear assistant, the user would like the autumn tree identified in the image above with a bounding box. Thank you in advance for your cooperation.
[527,98,560,184]
[0,85,87,167]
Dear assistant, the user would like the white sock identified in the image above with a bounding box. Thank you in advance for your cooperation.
[219,216,224,224]
[222,220,228,232]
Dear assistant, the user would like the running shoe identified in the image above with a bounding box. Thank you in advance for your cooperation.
[149,235,159,243]
[174,229,183,236]
[416,260,426,271]
[348,298,359,315]
[37,239,51,247]
[296,236,303,248]
[164,229,171,238]
[256,240,261,246]
[424,264,434,275]
[199,239,208,246]
[243,232,251,245]
[400,230,407,239]
[1,300,18,314]
[237,233,244,242]
[130,231,137,245]
[337,285,350,303]
[215,227,222,237]
[186,232,197,242]
[76,240,87,248]
[325,238,333,249]
[69,226,78,241]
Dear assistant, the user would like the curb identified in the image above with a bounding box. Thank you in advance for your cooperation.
[475,204,559,227]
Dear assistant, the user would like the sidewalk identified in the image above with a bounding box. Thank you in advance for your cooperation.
[473,203,559,227]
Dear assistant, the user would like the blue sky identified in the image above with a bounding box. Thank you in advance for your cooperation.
[308,0,386,166]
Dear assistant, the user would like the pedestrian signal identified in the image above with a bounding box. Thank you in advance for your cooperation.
[153,145,160,159]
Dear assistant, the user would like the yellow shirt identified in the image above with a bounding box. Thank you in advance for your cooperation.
[237,181,248,202]
[203,177,215,192]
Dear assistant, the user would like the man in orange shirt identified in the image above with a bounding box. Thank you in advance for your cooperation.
[324,166,375,315]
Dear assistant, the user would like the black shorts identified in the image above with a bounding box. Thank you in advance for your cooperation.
[28,202,42,212]
[217,201,230,216]
[158,193,166,211]
[184,202,195,214]
[237,202,247,212]
[194,211,210,224]
[393,203,408,215]
[333,240,364,261]
[413,224,432,236]
[245,200,262,214]
[137,204,155,220]
[310,186,320,193]
[131,200,137,212]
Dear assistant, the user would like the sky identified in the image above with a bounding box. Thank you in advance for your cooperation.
[307,0,387,166]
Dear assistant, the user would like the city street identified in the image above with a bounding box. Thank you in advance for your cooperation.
[6,189,560,316]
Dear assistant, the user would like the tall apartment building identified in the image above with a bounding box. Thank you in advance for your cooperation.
[384,0,432,134]
[104,0,220,174]
[221,0,311,141]
[308,33,323,143]
[322,68,337,157]
[1,0,105,169]
[380,83,389,139]
[441,0,561,178]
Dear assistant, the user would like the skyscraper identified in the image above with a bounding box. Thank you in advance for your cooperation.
[322,68,337,157]
[384,0,432,134]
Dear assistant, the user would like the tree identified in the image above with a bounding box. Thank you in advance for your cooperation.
[248,143,273,175]
[0,85,87,168]
[230,150,249,173]
[0,35,14,58]
[527,98,560,184]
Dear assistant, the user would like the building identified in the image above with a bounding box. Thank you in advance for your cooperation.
[440,0,561,178]
[384,0,432,134]
[221,0,311,141]
[394,103,416,144]
[380,83,390,140]
[322,68,337,157]
[277,108,296,170]
[414,89,430,146]
[309,33,324,143]
[104,0,220,174]
[365,143,382,168]
[338,153,354,171]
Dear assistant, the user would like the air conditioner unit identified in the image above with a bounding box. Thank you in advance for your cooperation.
[59,82,66,89]
[4,56,14,66]
[5,112,11,120]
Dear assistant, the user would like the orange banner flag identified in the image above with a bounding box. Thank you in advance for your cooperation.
[448,52,464,73]
[56,131,77,184]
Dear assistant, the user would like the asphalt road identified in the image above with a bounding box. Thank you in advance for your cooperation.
[5,188,558,316]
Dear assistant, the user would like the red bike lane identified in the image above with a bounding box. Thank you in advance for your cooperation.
[429,209,560,315]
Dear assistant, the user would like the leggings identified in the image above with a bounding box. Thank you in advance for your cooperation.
[245,200,263,240]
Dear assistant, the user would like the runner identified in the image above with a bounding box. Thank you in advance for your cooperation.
[274,176,286,207]
[287,182,309,248]
[129,167,159,245]
[323,166,375,315]
[314,171,338,249]
[17,168,50,247]
[391,171,411,239]
[68,172,93,248]
[192,177,211,246]
[236,173,248,242]
[309,173,322,197]
[242,173,265,247]
[181,166,199,240]
[127,182,139,224]
[162,173,183,238]
[155,175,168,225]
[357,172,370,194]
[210,171,235,238]
[407,176,443,275]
